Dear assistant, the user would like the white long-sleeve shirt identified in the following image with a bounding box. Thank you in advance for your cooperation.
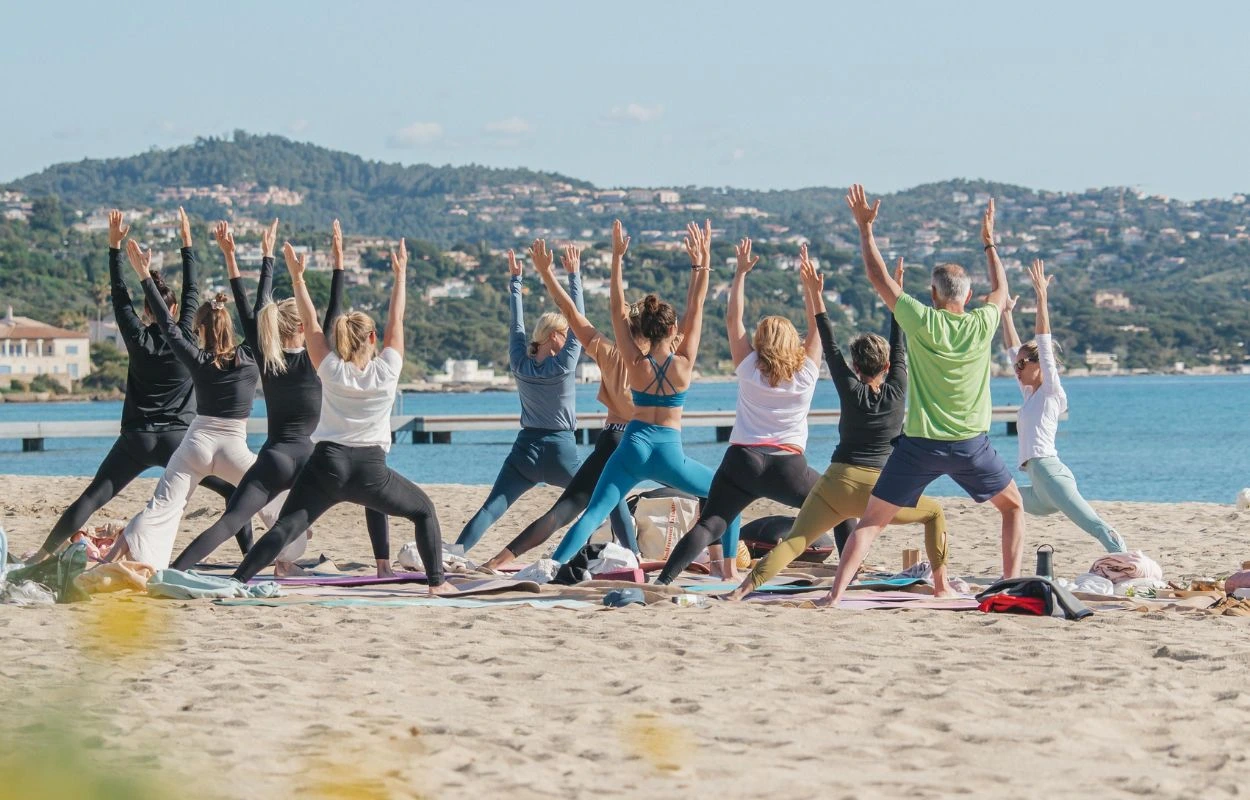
[1009,333,1067,467]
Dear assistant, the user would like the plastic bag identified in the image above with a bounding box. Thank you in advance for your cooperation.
[514,558,558,584]
[396,542,424,571]
[588,542,640,575]
[1,580,56,606]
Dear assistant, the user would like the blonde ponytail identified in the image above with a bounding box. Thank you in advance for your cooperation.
[334,311,376,367]
[529,311,569,357]
[256,298,302,375]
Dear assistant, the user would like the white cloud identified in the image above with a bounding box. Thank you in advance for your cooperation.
[484,116,534,135]
[608,103,664,124]
[288,119,310,134]
[387,122,444,148]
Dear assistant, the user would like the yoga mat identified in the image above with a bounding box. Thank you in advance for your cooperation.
[252,571,429,587]
[215,597,596,609]
[747,591,978,610]
[275,578,543,598]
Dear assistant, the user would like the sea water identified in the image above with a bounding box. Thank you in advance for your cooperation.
[0,375,1245,504]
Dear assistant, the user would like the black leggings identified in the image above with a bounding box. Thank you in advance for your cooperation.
[656,445,821,584]
[231,442,444,584]
[170,439,390,571]
[504,428,638,558]
[40,429,251,556]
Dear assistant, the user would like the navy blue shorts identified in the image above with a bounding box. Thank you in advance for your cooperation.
[872,434,1014,507]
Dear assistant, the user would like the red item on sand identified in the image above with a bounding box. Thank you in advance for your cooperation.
[978,594,1046,615]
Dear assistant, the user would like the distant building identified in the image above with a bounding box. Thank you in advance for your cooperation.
[1094,290,1132,311]
[576,362,601,384]
[89,317,128,350]
[431,359,507,385]
[0,307,92,387]
[656,190,681,204]
[1083,350,1119,373]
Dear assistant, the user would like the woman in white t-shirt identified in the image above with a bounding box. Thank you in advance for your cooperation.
[1002,259,1125,553]
[655,238,824,583]
[231,239,454,593]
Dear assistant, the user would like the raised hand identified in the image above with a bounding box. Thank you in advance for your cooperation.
[734,237,759,274]
[261,218,280,259]
[282,242,306,280]
[1029,258,1052,296]
[981,198,996,247]
[177,206,192,248]
[213,221,235,256]
[798,244,823,297]
[390,238,407,276]
[611,219,630,259]
[507,249,523,278]
[107,210,129,249]
[893,256,905,288]
[330,219,343,269]
[560,244,581,274]
[125,239,152,277]
[529,239,554,274]
[845,184,880,229]
[1005,294,1020,313]
[684,219,712,269]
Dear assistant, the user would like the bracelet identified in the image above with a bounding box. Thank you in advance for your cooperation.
[984,244,996,251]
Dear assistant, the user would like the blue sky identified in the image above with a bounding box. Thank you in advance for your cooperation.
[5,0,1248,198]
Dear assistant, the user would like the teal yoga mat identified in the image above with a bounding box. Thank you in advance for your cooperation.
[214,597,596,609]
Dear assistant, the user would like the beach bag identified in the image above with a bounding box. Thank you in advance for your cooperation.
[741,515,836,563]
[975,577,1093,621]
[628,489,702,560]
[551,543,608,585]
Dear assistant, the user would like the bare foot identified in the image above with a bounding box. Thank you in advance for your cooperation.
[811,592,840,609]
[721,584,752,602]
[274,560,310,578]
[376,561,396,578]
[481,551,513,573]
[932,587,960,599]
[427,582,458,596]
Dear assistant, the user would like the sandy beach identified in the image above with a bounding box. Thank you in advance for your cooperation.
[3,473,1249,799]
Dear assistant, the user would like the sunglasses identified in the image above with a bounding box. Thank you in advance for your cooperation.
[1014,357,1038,370]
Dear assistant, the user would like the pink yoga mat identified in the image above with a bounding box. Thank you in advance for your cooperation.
[251,572,429,586]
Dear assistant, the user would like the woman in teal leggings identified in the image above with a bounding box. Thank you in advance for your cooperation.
[551,220,741,573]
[1001,259,1125,553]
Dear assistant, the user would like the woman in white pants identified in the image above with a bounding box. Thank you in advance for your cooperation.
[110,219,270,569]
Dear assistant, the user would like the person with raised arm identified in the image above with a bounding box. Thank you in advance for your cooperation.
[479,226,643,571]
[229,239,452,594]
[454,238,586,553]
[1002,259,1125,553]
[548,220,741,572]
[654,238,826,584]
[170,220,392,575]
[723,247,950,600]
[108,209,264,568]
[23,210,250,566]
[817,186,1023,606]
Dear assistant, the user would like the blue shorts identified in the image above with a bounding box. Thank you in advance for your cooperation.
[872,434,1013,507]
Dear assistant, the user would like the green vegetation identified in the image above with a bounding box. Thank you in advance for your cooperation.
[3,134,1248,376]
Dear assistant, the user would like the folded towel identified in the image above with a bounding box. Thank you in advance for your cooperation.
[147,569,282,600]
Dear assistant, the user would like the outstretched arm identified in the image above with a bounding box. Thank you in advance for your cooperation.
[219,221,258,352]
[255,217,279,315]
[845,184,902,310]
[106,210,143,344]
[283,242,330,366]
[676,219,712,361]
[797,243,824,364]
[128,239,200,366]
[537,243,600,349]
[174,207,200,336]
[884,257,909,387]
[1029,258,1062,390]
[323,219,346,333]
[607,220,641,362]
[1000,293,1022,352]
[554,244,585,370]
[726,237,757,367]
[982,199,1010,310]
[383,239,407,357]
[506,249,527,370]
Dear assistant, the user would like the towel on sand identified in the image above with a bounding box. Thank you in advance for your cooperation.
[147,569,281,600]
[1089,551,1163,583]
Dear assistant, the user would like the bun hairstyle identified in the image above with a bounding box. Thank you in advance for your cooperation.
[256,298,302,376]
[529,312,569,357]
[334,311,377,367]
[143,268,177,318]
[753,316,805,386]
[1018,339,1063,368]
[638,294,677,345]
[193,293,238,370]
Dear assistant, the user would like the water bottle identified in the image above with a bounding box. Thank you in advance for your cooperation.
[672,594,710,608]
[1036,544,1055,580]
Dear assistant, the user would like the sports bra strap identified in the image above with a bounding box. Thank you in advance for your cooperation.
[641,353,678,396]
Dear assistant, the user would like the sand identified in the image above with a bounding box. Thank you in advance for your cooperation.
[2,473,1249,799]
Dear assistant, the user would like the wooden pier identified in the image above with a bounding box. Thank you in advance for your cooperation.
[0,407,1030,451]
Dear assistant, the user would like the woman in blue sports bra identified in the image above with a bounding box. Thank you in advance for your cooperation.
[550,220,741,572]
